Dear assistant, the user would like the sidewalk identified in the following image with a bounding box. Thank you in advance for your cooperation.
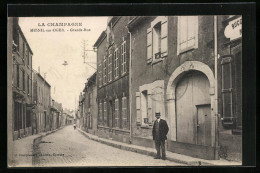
[9,127,63,167]
[77,128,241,166]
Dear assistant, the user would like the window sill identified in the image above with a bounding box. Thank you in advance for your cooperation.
[140,124,153,129]
[152,58,163,65]
[178,47,196,55]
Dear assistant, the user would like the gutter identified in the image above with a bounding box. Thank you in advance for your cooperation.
[214,16,220,160]
[127,25,132,143]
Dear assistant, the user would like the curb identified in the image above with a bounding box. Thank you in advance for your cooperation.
[77,128,203,166]
[32,126,65,165]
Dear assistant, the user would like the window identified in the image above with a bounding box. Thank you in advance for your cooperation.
[17,66,19,88]
[27,51,30,66]
[114,98,119,127]
[22,43,25,62]
[147,16,168,63]
[98,63,102,87]
[27,75,30,94]
[108,53,112,82]
[177,16,198,55]
[104,101,107,126]
[122,97,128,129]
[103,56,107,85]
[98,102,103,125]
[13,27,19,52]
[121,41,127,74]
[114,48,119,78]
[22,70,25,91]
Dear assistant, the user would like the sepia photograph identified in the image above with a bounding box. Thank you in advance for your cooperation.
[7,12,246,167]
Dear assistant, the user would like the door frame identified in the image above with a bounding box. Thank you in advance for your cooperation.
[166,61,216,147]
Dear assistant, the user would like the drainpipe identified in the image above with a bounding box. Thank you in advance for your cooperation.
[127,25,132,144]
[214,16,219,160]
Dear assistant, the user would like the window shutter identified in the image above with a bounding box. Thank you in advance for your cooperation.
[221,56,234,126]
[115,99,119,127]
[136,92,141,123]
[161,17,168,57]
[147,91,153,123]
[147,28,152,63]
[187,16,197,48]
[122,97,127,128]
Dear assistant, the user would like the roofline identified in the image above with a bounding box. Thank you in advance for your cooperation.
[36,73,51,87]
[17,24,33,54]
[93,31,107,48]
[127,16,146,31]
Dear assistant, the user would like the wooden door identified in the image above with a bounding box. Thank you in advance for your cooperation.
[197,104,211,146]
[176,71,211,145]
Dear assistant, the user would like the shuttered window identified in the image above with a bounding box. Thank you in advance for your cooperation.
[104,102,107,126]
[221,56,233,125]
[147,16,168,63]
[115,99,119,127]
[114,48,119,79]
[103,56,107,85]
[122,97,128,129]
[98,63,102,87]
[177,16,198,55]
[136,92,141,124]
[98,103,103,125]
[108,53,112,82]
[121,41,127,74]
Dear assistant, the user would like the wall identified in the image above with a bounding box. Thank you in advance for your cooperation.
[96,17,131,143]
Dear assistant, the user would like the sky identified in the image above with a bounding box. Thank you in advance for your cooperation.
[19,17,108,110]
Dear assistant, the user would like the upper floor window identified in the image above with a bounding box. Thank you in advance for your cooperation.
[114,48,119,78]
[147,16,168,63]
[108,53,112,82]
[17,66,19,88]
[22,43,25,62]
[121,41,127,74]
[22,70,25,91]
[98,63,102,87]
[27,50,30,66]
[27,75,30,94]
[103,56,107,85]
[177,16,198,55]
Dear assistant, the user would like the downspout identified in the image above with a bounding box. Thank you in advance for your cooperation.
[214,16,219,160]
[127,26,132,144]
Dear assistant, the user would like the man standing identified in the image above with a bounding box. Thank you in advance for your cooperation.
[152,112,169,160]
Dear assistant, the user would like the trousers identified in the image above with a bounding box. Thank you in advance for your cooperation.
[155,139,166,158]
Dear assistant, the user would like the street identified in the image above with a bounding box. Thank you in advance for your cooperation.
[34,125,184,167]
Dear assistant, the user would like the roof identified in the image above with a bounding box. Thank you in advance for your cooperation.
[36,72,51,87]
[93,31,107,48]
[17,24,34,54]
[83,72,97,92]
[127,16,146,31]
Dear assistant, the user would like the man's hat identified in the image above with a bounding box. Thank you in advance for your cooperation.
[155,112,161,116]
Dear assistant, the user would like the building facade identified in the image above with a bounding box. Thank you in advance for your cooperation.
[94,17,132,143]
[12,18,34,140]
[32,71,51,133]
[50,99,63,130]
[128,16,242,161]
[82,72,98,135]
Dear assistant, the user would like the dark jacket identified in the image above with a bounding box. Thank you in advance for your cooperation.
[152,119,169,141]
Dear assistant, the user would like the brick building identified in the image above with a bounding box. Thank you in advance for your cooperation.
[11,17,34,140]
[93,17,132,143]
[127,16,242,161]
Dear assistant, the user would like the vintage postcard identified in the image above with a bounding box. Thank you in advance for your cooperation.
[7,5,248,167]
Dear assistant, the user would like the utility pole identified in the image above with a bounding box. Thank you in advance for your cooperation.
[82,40,97,70]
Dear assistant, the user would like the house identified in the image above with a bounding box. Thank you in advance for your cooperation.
[50,99,63,130]
[32,70,51,133]
[127,16,242,161]
[93,17,133,143]
[82,72,98,135]
[11,17,34,140]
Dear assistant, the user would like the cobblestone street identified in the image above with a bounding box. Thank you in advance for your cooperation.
[34,125,184,167]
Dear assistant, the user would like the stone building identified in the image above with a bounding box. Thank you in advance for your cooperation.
[50,99,63,130]
[11,17,34,140]
[32,70,51,133]
[127,16,242,161]
[82,72,98,135]
[93,17,133,143]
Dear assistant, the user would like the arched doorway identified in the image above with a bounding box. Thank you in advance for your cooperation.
[175,71,211,146]
[166,61,216,147]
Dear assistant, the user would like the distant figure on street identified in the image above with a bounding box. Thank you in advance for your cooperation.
[152,112,169,160]
[73,123,76,130]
